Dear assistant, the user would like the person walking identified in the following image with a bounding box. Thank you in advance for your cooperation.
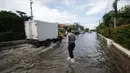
[66,28,76,63]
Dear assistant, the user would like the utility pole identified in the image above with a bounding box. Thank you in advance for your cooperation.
[99,20,100,25]
[113,0,119,28]
[30,0,33,20]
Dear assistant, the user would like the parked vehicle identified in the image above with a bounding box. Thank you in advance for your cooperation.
[81,31,85,34]
[25,20,60,47]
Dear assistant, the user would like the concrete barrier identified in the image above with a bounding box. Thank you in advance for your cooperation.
[98,34,130,58]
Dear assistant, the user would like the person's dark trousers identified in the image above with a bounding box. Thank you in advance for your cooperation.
[68,42,75,58]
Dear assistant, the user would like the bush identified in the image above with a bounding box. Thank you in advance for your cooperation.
[0,31,25,42]
[98,28,112,38]
[98,25,130,50]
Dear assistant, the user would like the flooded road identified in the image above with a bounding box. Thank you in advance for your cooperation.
[0,32,120,73]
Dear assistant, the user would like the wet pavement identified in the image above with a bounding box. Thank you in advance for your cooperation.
[0,32,121,73]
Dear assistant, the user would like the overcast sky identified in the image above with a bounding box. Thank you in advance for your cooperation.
[0,0,130,29]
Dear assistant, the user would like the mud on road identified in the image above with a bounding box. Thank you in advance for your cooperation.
[0,32,121,73]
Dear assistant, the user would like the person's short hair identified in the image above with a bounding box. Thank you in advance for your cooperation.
[67,28,71,32]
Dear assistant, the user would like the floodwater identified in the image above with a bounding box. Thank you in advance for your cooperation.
[0,32,120,73]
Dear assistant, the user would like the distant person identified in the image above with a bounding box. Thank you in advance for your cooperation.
[66,28,76,63]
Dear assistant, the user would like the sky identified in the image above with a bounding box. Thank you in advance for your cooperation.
[0,0,130,29]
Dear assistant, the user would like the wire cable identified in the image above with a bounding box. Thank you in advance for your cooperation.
[104,0,111,15]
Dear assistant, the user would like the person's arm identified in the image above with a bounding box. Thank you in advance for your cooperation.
[73,33,76,41]
[66,33,69,43]
[74,35,76,41]
[65,31,68,36]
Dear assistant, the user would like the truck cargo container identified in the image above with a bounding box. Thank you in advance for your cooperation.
[25,20,59,46]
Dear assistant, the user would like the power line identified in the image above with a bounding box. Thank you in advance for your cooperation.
[100,0,111,21]
[104,0,110,15]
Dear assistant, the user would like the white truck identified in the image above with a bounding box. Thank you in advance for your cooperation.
[25,20,59,46]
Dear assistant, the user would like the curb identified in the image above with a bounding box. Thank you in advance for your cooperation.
[0,40,29,48]
[98,34,130,58]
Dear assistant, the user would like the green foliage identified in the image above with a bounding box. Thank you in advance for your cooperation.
[98,28,112,38]
[69,25,77,30]
[97,5,130,29]
[0,11,23,32]
[90,29,96,32]
[0,10,31,42]
[113,0,117,13]
[97,5,130,49]
[67,23,84,31]
[16,11,31,21]
[85,28,89,32]
[123,5,130,14]
[0,32,25,42]
[99,25,130,50]
[79,25,84,31]
[112,25,130,49]
[103,11,115,27]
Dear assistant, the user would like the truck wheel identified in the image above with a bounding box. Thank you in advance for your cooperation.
[35,42,41,48]
[44,39,51,47]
